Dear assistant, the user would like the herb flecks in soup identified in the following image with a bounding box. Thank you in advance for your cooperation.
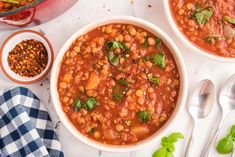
[170,0,235,57]
[58,24,180,145]
[0,0,35,13]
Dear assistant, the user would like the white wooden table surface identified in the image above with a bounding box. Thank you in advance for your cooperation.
[0,0,235,157]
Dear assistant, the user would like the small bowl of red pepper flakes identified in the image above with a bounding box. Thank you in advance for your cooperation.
[0,29,54,84]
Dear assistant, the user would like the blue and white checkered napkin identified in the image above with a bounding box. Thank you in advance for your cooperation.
[0,87,64,157]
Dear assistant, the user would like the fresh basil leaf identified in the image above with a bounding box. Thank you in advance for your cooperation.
[118,78,128,86]
[73,99,81,112]
[105,40,129,52]
[82,98,97,110]
[194,4,201,12]
[148,73,160,86]
[137,111,151,123]
[108,51,119,66]
[168,132,184,143]
[89,128,96,134]
[166,143,175,153]
[224,16,235,25]
[105,40,124,51]
[143,37,149,47]
[152,132,184,157]
[152,147,168,157]
[112,86,124,101]
[155,37,161,49]
[192,7,213,25]
[216,135,233,154]
[161,137,170,147]
[204,36,214,44]
[152,53,166,68]
[230,125,235,135]
[166,152,174,157]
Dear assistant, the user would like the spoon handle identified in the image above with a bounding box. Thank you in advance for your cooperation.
[231,150,235,157]
[201,112,226,157]
[184,120,197,157]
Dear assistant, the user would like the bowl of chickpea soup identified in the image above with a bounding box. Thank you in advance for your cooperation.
[50,16,188,152]
[164,0,235,62]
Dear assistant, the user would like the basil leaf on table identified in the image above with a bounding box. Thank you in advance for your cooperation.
[168,132,184,143]
[216,135,233,154]
[152,132,184,157]
[216,124,235,154]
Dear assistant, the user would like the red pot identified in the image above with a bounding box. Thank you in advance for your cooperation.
[0,0,77,29]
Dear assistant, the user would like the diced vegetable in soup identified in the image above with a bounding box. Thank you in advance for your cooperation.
[57,24,180,145]
[170,0,235,57]
[0,0,36,13]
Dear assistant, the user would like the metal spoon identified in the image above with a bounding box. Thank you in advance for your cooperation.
[202,74,235,157]
[185,79,215,157]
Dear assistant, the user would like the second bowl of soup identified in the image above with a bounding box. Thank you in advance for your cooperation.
[165,0,235,62]
[50,16,188,152]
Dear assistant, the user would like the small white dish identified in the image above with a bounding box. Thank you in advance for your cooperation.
[0,30,54,84]
[163,0,235,62]
[50,16,188,152]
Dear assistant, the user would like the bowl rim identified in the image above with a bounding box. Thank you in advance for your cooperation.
[163,0,235,63]
[50,16,188,152]
[0,29,54,84]
[0,0,45,17]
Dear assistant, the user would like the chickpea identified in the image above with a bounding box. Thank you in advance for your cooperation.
[70,51,77,57]
[136,89,143,97]
[148,37,156,46]
[59,82,67,89]
[129,27,137,36]
[94,131,101,138]
[137,96,145,105]
[119,107,128,117]
[159,115,167,123]
[110,79,116,86]
[141,31,147,37]
[74,46,80,53]
[120,57,125,64]
[116,34,124,42]
[80,109,88,116]
[147,87,154,94]
[188,20,196,27]
[146,61,153,68]
[124,34,131,42]
[116,124,124,132]
[92,47,98,54]
[63,74,72,82]
[105,26,112,34]
[178,9,185,15]
[62,96,69,103]
[186,3,194,10]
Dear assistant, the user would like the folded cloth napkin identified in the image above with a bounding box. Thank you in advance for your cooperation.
[0,87,64,157]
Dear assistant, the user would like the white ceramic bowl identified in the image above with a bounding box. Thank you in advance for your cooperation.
[0,30,54,84]
[164,0,235,62]
[50,16,188,152]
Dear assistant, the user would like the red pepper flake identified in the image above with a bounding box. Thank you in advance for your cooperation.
[8,39,48,77]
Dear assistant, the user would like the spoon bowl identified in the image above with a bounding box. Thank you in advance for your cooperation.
[189,80,215,120]
[219,74,235,110]
[185,79,215,157]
